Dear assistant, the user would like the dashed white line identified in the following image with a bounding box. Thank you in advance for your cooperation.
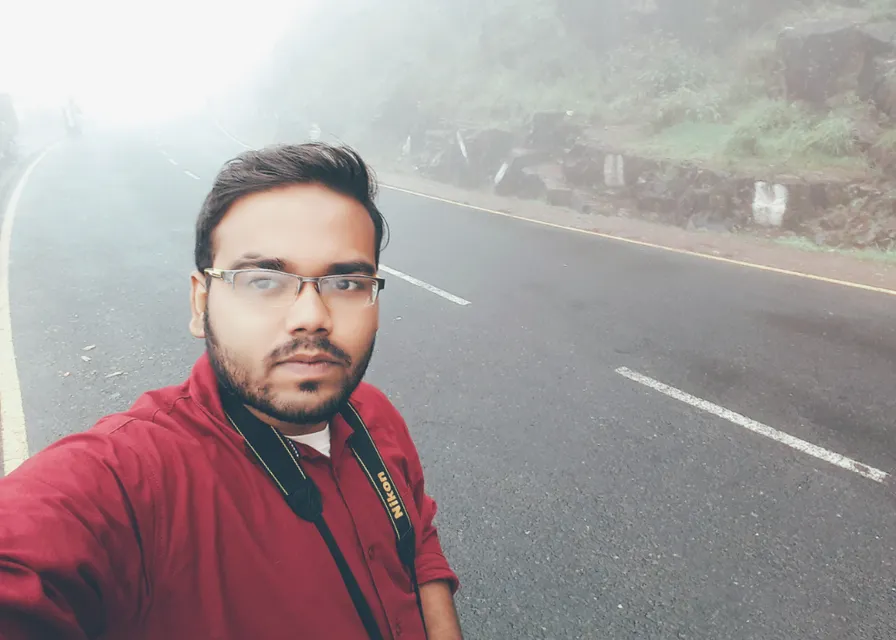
[184,170,200,180]
[214,120,252,149]
[168,158,179,166]
[615,367,889,483]
[211,124,472,308]
[380,265,471,306]
[1,148,53,475]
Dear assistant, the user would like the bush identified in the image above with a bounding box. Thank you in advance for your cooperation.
[652,86,726,130]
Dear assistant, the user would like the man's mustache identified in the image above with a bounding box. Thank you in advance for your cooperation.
[268,337,352,368]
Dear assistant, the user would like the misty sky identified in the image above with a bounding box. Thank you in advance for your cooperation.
[0,0,312,122]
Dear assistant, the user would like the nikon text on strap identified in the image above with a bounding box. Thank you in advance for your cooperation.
[220,390,427,640]
[342,402,425,625]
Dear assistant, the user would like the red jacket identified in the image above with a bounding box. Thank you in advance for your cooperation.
[0,354,458,639]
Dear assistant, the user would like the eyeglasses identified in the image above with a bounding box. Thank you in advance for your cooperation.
[204,268,385,309]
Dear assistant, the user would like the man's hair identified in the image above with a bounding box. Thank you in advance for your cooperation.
[194,142,388,272]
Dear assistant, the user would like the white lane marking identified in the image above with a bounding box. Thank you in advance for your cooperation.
[168,158,179,166]
[210,125,471,308]
[1,148,54,475]
[184,170,200,180]
[380,265,471,306]
[615,367,889,483]
[214,120,252,149]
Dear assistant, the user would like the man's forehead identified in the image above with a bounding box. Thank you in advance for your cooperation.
[212,184,376,267]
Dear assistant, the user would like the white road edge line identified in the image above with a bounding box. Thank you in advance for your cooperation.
[1,148,54,475]
[168,158,179,166]
[615,367,889,484]
[184,170,200,180]
[380,265,471,306]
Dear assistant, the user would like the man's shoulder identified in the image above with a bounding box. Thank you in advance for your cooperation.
[12,378,210,489]
[89,379,192,441]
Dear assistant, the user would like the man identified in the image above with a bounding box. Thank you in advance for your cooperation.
[0,143,462,639]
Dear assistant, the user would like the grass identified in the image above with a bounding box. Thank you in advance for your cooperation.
[629,122,732,163]
[626,114,870,176]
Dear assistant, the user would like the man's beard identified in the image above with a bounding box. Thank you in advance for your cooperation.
[204,313,375,426]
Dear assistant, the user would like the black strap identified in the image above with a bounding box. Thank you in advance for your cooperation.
[221,391,427,638]
[342,403,427,633]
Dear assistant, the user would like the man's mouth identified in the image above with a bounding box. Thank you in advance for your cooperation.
[276,352,345,378]
[279,352,342,366]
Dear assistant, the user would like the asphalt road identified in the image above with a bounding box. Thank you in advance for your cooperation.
[4,119,896,639]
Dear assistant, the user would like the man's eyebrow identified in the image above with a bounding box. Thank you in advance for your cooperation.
[227,256,376,276]
[229,255,286,271]
[327,261,377,276]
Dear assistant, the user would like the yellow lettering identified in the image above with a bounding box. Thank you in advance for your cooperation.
[378,471,403,518]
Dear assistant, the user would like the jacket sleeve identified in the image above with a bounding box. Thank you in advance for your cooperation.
[0,428,157,639]
[385,403,460,594]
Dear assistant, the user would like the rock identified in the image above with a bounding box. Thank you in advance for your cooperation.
[861,55,896,117]
[561,143,606,189]
[420,141,470,187]
[634,174,678,218]
[465,128,518,183]
[777,19,896,105]
[528,111,583,155]
[494,150,555,199]
[495,158,548,200]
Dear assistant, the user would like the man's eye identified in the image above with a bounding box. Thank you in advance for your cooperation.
[334,278,361,291]
[248,278,283,290]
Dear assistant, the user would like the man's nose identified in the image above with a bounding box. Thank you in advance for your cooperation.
[284,281,333,334]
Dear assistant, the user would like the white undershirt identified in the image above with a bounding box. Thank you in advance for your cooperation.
[285,426,331,458]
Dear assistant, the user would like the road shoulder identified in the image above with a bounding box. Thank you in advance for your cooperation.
[375,169,896,293]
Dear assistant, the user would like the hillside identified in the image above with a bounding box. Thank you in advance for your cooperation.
[236,0,896,252]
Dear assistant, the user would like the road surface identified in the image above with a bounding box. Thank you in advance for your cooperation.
[2,119,896,639]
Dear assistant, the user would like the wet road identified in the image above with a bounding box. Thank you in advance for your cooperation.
[3,119,896,639]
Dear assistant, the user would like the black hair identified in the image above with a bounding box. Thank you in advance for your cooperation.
[194,142,388,272]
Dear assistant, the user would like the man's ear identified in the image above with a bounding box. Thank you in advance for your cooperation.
[189,271,208,339]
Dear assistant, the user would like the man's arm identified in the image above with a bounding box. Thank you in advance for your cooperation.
[0,430,156,639]
[374,391,463,633]
[420,580,463,640]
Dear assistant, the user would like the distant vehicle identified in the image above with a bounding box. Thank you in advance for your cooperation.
[0,93,19,164]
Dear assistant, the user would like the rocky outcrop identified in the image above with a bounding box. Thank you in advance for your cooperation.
[805,186,896,250]
[779,19,896,106]
[527,111,582,154]
[409,124,896,249]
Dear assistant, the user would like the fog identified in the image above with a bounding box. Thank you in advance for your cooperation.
[0,0,306,123]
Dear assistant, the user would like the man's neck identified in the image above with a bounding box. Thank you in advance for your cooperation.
[245,406,328,437]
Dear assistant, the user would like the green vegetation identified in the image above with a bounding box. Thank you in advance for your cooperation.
[255,0,896,177]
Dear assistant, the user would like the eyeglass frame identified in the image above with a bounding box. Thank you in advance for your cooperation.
[203,267,386,307]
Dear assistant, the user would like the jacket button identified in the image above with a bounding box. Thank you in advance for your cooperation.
[395,622,402,636]
[367,546,376,560]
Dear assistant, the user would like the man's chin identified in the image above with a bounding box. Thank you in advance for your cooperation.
[261,383,351,425]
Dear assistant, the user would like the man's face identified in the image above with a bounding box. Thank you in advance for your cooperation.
[189,183,379,429]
